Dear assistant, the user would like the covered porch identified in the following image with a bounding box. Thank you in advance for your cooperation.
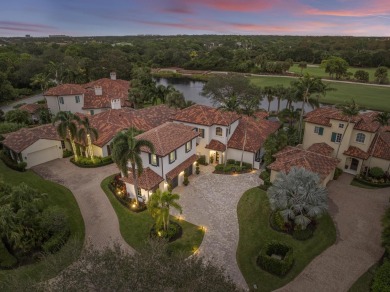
[343,146,369,175]
[205,139,226,165]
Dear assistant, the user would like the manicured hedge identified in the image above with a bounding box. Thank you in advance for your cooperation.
[257,241,294,276]
[0,241,17,269]
[372,260,390,292]
[353,177,390,188]
[0,151,26,172]
[70,156,113,168]
[370,167,385,179]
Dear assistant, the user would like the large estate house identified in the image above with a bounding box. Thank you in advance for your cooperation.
[44,72,131,115]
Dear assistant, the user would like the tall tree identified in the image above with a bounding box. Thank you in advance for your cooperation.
[53,111,81,162]
[291,74,332,142]
[77,117,99,162]
[263,86,275,113]
[368,111,390,169]
[334,99,360,158]
[147,189,182,232]
[321,56,349,79]
[374,66,389,84]
[111,128,155,207]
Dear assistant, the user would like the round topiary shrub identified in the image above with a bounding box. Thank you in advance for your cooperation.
[370,167,385,179]
[257,241,294,276]
[150,221,183,242]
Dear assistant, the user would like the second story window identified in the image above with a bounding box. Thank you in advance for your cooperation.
[314,126,324,136]
[339,123,344,128]
[198,128,205,138]
[149,154,159,166]
[216,127,222,136]
[169,151,176,164]
[331,132,342,143]
[356,133,366,143]
[185,140,192,153]
[75,95,80,103]
[59,96,64,104]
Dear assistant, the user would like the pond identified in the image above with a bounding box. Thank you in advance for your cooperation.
[154,77,319,112]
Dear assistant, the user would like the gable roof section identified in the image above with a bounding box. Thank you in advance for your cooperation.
[228,112,280,153]
[368,131,390,161]
[305,107,382,133]
[307,142,334,156]
[172,104,240,126]
[136,122,199,156]
[343,146,370,160]
[206,139,226,152]
[2,124,61,153]
[268,146,340,180]
[166,154,198,180]
[45,84,86,96]
[121,168,164,191]
[90,105,177,147]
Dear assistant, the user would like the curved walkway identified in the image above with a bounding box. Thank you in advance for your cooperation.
[277,174,390,292]
[171,165,261,290]
[32,158,134,253]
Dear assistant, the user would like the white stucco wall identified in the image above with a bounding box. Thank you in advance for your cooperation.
[45,96,61,115]
[226,148,255,168]
[45,94,84,115]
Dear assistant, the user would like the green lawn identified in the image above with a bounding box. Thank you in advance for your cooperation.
[250,76,390,112]
[101,175,204,257]
[348,262,380,292]
[289,64,378,82]
[236,188,336,291]
[0,160,85,285]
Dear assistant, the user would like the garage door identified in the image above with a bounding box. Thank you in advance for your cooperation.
[27,146,60,168]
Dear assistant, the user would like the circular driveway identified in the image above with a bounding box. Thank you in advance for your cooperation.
[171,165,261,290]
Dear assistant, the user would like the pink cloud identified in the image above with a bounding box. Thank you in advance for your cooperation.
[0,21,55,29]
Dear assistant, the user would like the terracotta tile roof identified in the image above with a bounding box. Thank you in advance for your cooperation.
[307,142,334,156]
[305,107,382,133]
[44,84,86,96]
[206,139,226,152]
[166,154,197,181]
[228,112,280,153]
[172,104,240,126]
[136,122,199,156]
[268,146,340,180]
[90,105,177,147]
[83,78,131,109]
[19,103,47,114]
[343,146,370,160]
[121,168,163,191]
[368,131,390,161]
[2,124,61,153]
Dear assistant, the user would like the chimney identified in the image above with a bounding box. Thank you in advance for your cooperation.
[110,72,117,80]
[94,85,102,96]
[111,98,121,110]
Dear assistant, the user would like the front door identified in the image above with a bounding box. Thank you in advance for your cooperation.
[215,152,220,163]
[350,158,359,171]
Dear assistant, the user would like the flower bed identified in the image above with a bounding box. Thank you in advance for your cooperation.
[70,156,113,168]
[150,221,183,242]
[257,241,294,276]
[213,159,253,174]
[354,170,390,188]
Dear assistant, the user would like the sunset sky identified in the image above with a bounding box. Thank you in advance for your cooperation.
[1,0,389,36]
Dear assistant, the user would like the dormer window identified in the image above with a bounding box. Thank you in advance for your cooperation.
[216,127,222,136]
[149,154,158,166]
[356,133,366,143]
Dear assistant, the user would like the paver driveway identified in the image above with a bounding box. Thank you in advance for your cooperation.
[32,158,134,253]
[277,174,390,292]
[171,165,261,290]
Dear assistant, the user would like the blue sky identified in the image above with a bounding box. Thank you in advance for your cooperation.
[1,0,389,36]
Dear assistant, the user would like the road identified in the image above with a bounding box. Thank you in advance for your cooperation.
[1,92,44,113]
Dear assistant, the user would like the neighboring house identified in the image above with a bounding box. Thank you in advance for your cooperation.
[121,122,199,201]
[303,107,390,174]
[18,103,47,123]
[2,124,68,168]
[44,72,131,116]
[172,104,280,169]
[268,144,340,186]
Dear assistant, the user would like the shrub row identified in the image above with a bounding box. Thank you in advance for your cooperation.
[257,241,294,276]
[0,151,26,172]
[372,260,390,292]
[353,177,390,188]
[42,228,71,254]
[70,156,113,168]
[0,240,17,269]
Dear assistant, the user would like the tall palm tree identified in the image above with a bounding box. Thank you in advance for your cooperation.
[53,111,81,162]
[77,117,99,163]
[368,111,390,169]
[291,74,332,142]
[111,128,155,207]
[263,86,275,113]
[274,85,286,114]
[335,99,360,158]
[147,189,182,232]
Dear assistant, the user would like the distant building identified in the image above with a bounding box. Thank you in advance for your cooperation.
[25,34,31,38]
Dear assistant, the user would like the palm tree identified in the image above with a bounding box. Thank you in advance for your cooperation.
[335,99,360,158]
[30,72,51,92]
[267,167,328,229]
[368,111,390,170]
[291,74,332,142]
[53,111,81,162]
[263,86,275,113]
[166,90,186,108]
[111,128,155,207]
[77,117,99,163]
[147,189,182,232]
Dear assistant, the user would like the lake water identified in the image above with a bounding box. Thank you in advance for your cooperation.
[154,77,318,112]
